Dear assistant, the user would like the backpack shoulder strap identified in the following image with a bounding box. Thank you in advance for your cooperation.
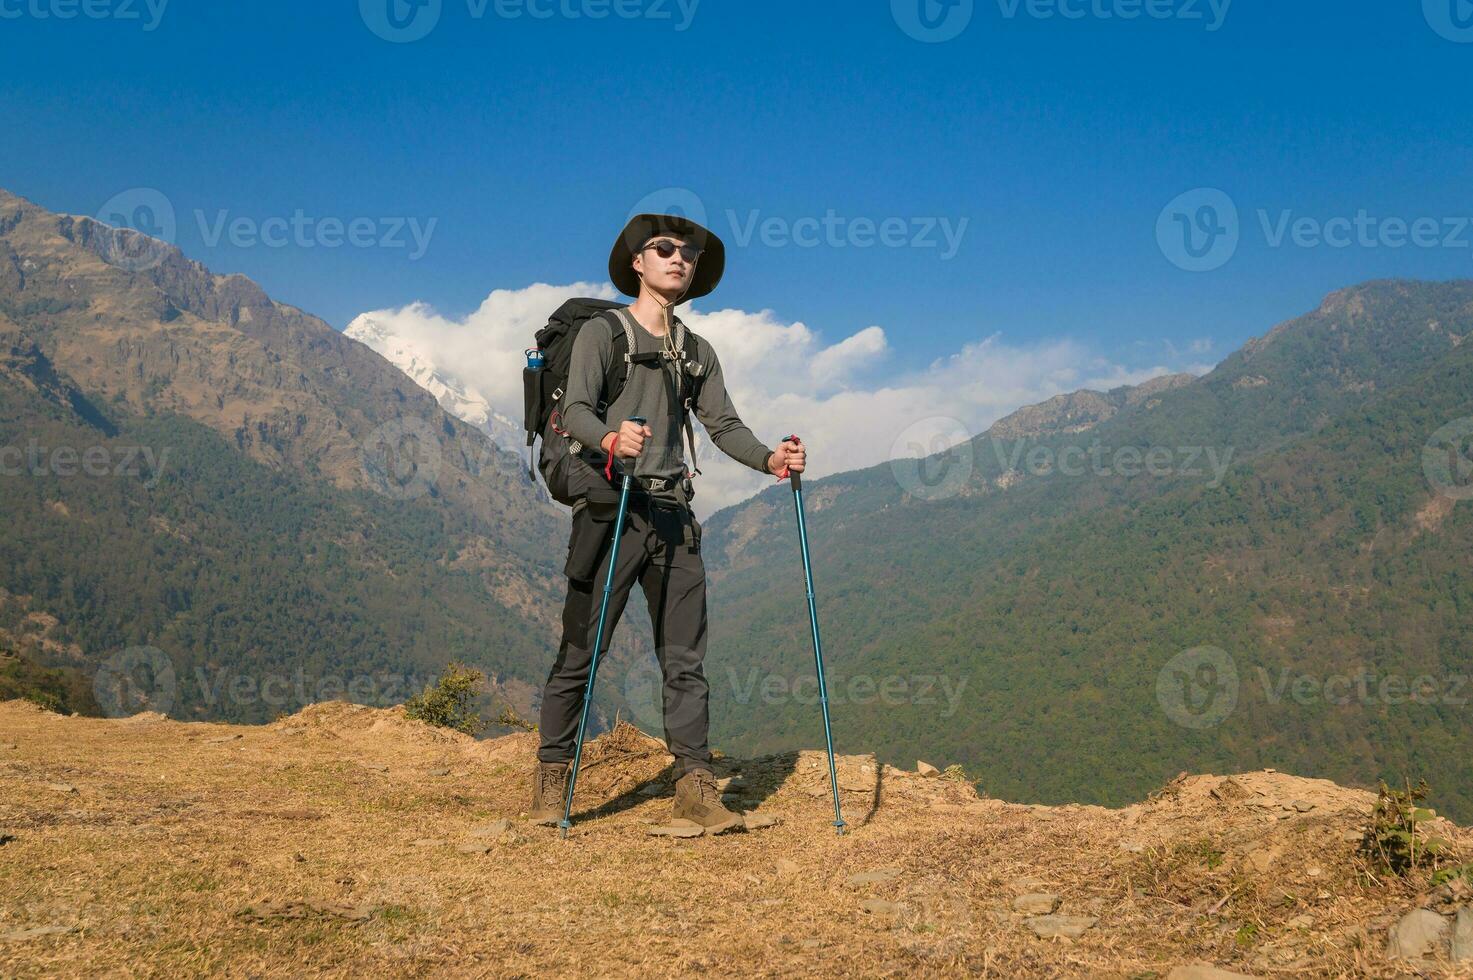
[600,309,636,415]
[674,324,706,478]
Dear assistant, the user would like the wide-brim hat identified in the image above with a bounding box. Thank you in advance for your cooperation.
[609,213,725,301]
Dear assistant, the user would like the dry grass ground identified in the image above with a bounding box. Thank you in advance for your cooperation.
[1,699,1470,978]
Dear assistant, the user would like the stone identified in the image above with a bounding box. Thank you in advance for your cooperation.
[860,899,899,916]
[1453,907,1473,962]
[455,841,491,856]
[204,734,241,744]
[775,858,800,876]
[1386,908,1449,961]
[427,767,451,777]
[468,819,512,839]
[846,868,902,887]
[1166,966,1260,980]
[647,823,704,838]
[1245,849,1277,873]
[1026,914,1098,939]
[44,783,77,794]
[362,763,390,773]
[1012,893,1062,915]
[1209,778,1249,802]
[743,812,780,830]
[0,924,77,941]
[1286,914,1314,930]
[1290,800,1314,813]
[917,761,939,777]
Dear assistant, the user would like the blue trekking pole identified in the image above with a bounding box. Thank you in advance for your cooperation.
[560,415,645,839]
[779,435,846,836]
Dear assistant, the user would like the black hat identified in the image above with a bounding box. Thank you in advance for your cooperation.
[608,213,725,301]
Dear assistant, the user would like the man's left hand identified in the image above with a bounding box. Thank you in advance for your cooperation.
[767,439,806,477]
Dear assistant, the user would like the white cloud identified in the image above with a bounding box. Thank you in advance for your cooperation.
[347,284,1214,517]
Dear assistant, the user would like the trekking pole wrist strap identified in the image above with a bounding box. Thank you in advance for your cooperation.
[604,434,618,480]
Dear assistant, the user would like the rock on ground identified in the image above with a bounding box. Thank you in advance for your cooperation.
[1026,914,1098,939]
[1012,893,1062,915]
[1166,966,1261,979]
[1385,908,1450,961]
[1453,906,1473,962]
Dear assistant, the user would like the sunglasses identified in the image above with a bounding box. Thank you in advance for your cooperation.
[641,238,703,263]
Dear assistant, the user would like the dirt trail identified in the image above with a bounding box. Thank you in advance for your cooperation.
[1,700,1470,977]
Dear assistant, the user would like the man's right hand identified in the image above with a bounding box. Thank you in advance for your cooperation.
[603,420,652,459]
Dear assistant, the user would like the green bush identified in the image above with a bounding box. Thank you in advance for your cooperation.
[1360,779,1449,876]
[404,662,486,736]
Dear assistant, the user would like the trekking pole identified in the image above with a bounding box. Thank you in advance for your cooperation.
[560,416,645,839]
[779,435,846,836]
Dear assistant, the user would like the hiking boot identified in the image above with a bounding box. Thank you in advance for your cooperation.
[529,761,570,826]
[672,769,745,834]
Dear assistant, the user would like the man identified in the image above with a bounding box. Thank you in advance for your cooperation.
[529,213,805,833]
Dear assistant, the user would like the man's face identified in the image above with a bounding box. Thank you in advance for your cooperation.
[633,234,699,296]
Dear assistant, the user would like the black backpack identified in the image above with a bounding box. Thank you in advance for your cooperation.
[523,298,705,506]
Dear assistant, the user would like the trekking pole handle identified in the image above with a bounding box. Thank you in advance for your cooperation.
[778,433,801,486]
[604,416,648,479]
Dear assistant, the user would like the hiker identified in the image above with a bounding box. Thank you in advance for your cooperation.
[528,213,805,833]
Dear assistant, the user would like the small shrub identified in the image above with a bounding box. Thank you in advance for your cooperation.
[404,662,486,736]
[495,706,537,732]
[1359,778,1448,876]
[1430,861,1473,886]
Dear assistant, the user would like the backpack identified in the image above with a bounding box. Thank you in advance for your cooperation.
[523,298,706,506]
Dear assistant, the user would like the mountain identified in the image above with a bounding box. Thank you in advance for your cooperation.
[701,280,1473,820]
[343,314,524,457]
[0,187,570,723]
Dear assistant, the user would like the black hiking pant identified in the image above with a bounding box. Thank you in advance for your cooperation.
[537,492,712,778]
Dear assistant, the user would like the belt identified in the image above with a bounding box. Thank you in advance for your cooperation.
[575,448,684,500]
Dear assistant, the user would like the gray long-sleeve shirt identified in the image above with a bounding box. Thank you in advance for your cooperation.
[561,307,773,501]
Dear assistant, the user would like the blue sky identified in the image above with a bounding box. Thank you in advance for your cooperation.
[3,0,1472,381]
